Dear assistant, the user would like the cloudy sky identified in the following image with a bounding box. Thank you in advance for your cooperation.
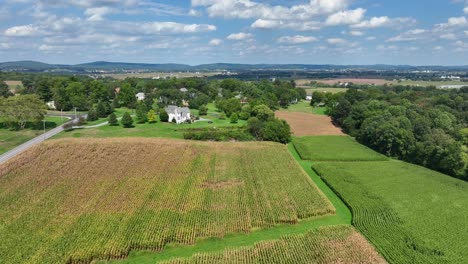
[1,0,468,65]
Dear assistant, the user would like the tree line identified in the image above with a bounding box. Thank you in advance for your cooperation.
[313,86,468,180]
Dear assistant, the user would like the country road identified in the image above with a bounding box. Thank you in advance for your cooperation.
[0,117,79,165]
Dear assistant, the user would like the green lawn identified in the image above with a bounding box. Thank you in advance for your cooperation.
[278,101,327,116]
[314,160,468,264]
[100,143,351,264]
[83,107,132,126]
[293,136,388,161]
[0,116,69,155]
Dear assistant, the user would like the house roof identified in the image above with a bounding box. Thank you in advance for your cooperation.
[180,87,188,92]
[165,105,190,115]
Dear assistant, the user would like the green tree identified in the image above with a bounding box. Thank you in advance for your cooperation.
[108,113,118,126]
[147,109,157,123]
[136,102,148,124]
[0,81,13,98]
[159,109,169,122]
[121,112,134,128]
[199,105,208,116]
[87,107,98,122]
[247,117,263,140]
[239,104,252,120]
[0,95,46,129]
[96,101,107,118]
[261,118,291,144]
[252,104,274,121]
[230,113,239,124]
[310,91,325,106]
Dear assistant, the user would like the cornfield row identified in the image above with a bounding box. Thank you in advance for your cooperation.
[313,161,468,264]
[162,225,387,264]
[0,138,334,263]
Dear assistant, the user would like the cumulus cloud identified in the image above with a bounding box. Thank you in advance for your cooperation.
[209,38,222,46]
[327,38,348,45]
[5,24,42,37]
[352,16,416,29]
[277,35,318,44]
[326,8,366,26]
[227,32,254,40]
[251,19,321,31]
[387,29,428,42]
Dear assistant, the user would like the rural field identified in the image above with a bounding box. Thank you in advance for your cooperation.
[305,87,349,94]
[275,111,344,136]
[313,78,394,86]
[161,225,386,264]
[4,80,23,91]
[0,138,334,263]
[294,136,468,264]
[293,136,388,161]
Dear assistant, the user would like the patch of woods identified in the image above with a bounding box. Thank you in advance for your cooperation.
[1,75,296,144]
[312,86,468,180]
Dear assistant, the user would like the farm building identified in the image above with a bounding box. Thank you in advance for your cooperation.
[136,92,145,101]
[180,87,188,93]
[306,95,313,101]
[165,105,191,124]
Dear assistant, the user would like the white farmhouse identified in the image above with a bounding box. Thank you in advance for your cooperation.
[165,105,191,124]
[136,92,145,101]
[46,101,56,110]
[306,95,313,101]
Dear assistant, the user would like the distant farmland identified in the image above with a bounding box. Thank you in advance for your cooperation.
[163,225,387,264]
[0,138,333,263]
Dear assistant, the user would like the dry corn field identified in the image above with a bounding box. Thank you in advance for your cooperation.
[163,225,387,264]
[0,138,334,263]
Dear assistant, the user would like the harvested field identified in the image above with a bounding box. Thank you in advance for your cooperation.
[163,225,386,264]
[0,138,333,263]
[276,111,344,136]
[317,78,394,85]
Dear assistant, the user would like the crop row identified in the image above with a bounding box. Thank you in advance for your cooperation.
[162,225,386,264]
[0,138,334,263]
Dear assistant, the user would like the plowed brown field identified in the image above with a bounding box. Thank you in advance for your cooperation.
[276,111,344,136]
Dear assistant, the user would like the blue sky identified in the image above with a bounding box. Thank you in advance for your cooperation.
[1,0,468,65]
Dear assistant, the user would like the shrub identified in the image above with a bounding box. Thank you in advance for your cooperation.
[147,109,157,123]
[199,105,208,116]
[230,113,239,124]
[121,112,134,128]
[159,109,169,122]
[108,113,118,126]
[87,108,98,122]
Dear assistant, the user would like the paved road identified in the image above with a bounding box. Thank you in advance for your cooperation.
[0,117,79,165]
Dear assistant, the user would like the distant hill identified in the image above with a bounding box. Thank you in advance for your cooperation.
[1,60,468,73]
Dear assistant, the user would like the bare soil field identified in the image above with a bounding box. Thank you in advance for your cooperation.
[276,111,344,136]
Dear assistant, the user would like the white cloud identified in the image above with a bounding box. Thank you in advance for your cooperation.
[387,29,427,42]
[209,38,222,46]
[5,24,41,37]
[139,22,216,34]
[251,19,321,31]
[366,36,376,40]
[440,33,457,40]
[377,45,398,51]
[145,43,170,49]
[345,30,364,36]
[227,32,254,40]
[277,35,318,44]
[464,7,468,14]
[327,38,348,45]
[326,8,366,26]
[352,16,416,29]
[448,16,467,26]
[84,7,115,21]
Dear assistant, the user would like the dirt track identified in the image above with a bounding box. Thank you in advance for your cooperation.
[276,111,345,136]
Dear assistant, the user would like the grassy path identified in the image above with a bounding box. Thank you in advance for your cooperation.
[103,143,351,264]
